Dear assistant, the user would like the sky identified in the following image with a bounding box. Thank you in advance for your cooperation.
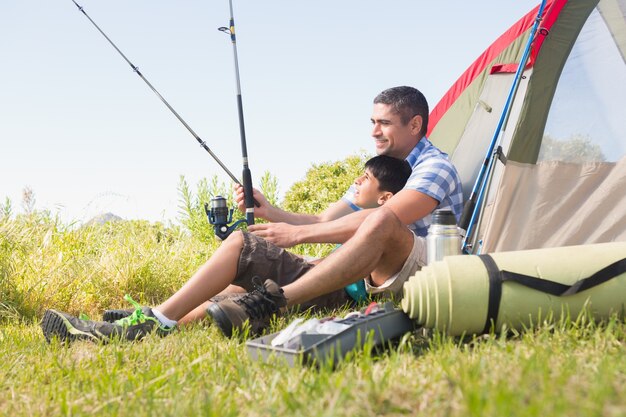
[0,0,539,224]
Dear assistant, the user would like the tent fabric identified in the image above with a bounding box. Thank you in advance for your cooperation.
[428,34,530,157]
[481,159,626,252]
[429,0,626,253]
[540,7,626,163]
[598,0,626,61]
[509,0,600,163]
[428,4,542,141]
[450,70,530,202]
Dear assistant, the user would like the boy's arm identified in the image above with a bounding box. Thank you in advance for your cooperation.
[249,189,438,247]
[235,184,354,225]
[264,199,356,225]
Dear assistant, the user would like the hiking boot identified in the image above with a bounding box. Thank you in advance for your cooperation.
[102,292,247,322]
[206,277,287,338]
[41,295,174,344]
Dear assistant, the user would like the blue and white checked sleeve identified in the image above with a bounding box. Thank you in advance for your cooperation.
[405,158,459,204]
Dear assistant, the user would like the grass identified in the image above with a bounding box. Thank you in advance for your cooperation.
[2,316,626,416]
[2,175,626,416]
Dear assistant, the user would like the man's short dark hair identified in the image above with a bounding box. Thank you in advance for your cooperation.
[365,155,412,195]
[373,86,429,137]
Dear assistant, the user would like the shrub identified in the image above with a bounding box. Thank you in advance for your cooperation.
[282,152,370,215]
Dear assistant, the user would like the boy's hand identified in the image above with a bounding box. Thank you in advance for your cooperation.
[234,184,272,220]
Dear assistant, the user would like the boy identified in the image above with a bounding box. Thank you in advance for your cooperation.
[41,155,412,343]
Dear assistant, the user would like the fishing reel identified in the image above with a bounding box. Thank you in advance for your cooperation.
[205,195,247,240]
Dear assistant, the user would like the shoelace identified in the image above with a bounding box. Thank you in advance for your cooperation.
[237,278,280,319]
[115,294,152,327]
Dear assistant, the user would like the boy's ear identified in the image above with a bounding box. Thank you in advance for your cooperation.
[377,191,394,206]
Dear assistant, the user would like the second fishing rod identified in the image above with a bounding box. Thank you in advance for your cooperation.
[70,0,256,237]
[219,0,255,227]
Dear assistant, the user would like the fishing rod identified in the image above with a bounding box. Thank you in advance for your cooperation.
[460,0,548,253]
[218,0,255,227]
[69,0,256,239]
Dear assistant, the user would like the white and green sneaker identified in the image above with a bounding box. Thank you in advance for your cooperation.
[41,295,174,344]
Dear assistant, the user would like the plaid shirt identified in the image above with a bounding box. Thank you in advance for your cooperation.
[342,137,463,237]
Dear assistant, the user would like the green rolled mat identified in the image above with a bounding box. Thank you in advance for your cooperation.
[401,241,626,336]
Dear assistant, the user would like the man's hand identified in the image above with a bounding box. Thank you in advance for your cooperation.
[248,222,299,248]
[234,184,272,220]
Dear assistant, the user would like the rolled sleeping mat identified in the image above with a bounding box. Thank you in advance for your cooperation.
[401,241,626,336]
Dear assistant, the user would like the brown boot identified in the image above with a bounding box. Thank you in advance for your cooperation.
[206,277,287,338]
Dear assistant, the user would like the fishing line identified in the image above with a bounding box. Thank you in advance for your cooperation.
[70,0,241,185]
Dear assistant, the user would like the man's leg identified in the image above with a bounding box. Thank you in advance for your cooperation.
[205,208,417,338]
[155,231,245,321]
[283,207,414,305]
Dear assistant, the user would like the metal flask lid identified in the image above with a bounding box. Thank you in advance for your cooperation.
[431,209,457,226]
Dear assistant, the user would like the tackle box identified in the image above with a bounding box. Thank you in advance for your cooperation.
[245,302,415,367]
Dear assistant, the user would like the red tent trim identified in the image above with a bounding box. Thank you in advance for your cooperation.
[427,0,567,136]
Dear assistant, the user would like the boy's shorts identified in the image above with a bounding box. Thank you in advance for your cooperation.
[233,232,353,311]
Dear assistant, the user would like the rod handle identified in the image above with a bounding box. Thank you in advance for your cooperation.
[459,196,476,232]
[242,167,255,225]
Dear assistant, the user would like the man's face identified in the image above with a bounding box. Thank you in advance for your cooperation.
[353,168,386,208]
[370,103,421,159]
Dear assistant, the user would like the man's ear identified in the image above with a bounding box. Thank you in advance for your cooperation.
[377,191,394,206]
[410,114,422,136]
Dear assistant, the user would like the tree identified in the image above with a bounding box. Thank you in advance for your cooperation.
[538,134,606,163]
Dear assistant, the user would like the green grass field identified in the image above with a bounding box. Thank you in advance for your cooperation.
[2,168,625,416]
[3,314,626,416]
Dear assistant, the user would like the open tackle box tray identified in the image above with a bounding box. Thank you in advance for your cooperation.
[245,302,415,367]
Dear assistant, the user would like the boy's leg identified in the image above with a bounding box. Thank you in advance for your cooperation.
[155,231,246,321]
[177,287,247,324]
[157,231,319,323]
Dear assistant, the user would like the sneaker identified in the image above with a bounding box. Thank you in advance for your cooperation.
[206,277,287,338]
[41,295,174,344]
[102,293,247,322]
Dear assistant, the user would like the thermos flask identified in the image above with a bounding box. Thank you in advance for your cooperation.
[426,209,462,264]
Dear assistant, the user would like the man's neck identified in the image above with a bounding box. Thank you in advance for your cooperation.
[398,136,423,159]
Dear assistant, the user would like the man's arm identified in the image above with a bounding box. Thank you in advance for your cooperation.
[249,189,438,247]
[379,189,438,226]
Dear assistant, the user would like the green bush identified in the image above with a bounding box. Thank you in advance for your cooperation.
[282,152,370,215]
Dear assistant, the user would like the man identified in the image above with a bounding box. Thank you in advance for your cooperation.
[41,86,462,343]
[208,85,464,336]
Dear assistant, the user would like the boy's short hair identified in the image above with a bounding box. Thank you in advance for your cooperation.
[365,155,412,194]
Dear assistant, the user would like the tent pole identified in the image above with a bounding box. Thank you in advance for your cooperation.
[461,0,548,253]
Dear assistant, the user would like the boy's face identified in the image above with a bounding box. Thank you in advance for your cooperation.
[353,168,392,208]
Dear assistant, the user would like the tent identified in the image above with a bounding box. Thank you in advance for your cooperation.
[428,0,626,253]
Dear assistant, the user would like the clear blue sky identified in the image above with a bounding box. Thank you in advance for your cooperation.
[0,0,538,223]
